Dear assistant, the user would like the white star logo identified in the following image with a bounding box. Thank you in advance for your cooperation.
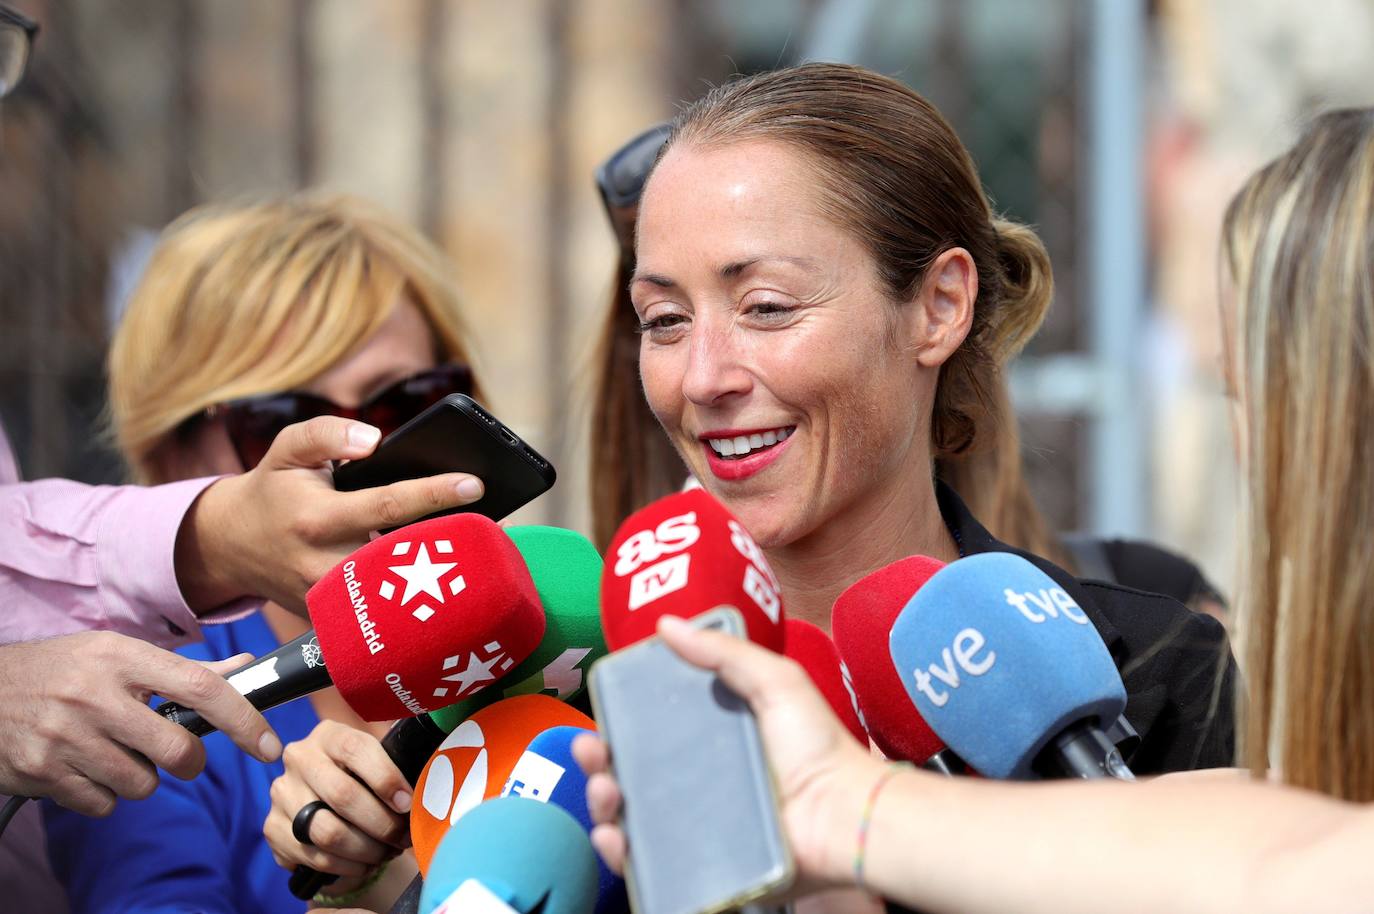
[381,542,462,621]
[432,641,514,699]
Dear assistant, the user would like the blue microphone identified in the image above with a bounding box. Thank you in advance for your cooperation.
[501,726,628,914]
[888,553,1133,781]
[418,796,600,914]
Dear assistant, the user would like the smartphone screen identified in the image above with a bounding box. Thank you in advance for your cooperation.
[589,607,793,914]
[333,394,555,523]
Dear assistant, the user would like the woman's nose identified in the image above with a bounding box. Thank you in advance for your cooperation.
[680,319,753,407]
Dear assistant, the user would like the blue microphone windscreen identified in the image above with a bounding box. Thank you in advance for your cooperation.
[418,796,600,914]
[501,726,627,913]
[888,553,1127,779]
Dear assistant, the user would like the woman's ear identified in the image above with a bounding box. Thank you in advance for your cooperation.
[908,247,977,368]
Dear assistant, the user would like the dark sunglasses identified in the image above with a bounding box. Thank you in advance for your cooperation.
[199,363,473,470]
[0,4,38,100]
[595,122,671,212]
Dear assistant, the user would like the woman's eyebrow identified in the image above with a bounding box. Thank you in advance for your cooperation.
[632,255,819,289]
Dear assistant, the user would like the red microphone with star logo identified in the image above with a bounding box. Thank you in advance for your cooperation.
[156,514,545,733]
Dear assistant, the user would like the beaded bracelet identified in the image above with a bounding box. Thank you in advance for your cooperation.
[312,858,390,908]
[854,763,909,892]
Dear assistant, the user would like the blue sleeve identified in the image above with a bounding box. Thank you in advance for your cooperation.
[44,772,239,914]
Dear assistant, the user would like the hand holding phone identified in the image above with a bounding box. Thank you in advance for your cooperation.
[333,394,555,523]
[589,607,794,914]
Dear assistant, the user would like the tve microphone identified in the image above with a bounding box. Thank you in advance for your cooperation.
[889,552,1133,780]
[412,695,595,874]
[431,526,607,733]
[782,618,869,745]
[601,489,784,651]
[158,514,544,732]
[831,556,949,764]
[501,726,627,914]
[418,796,600,914]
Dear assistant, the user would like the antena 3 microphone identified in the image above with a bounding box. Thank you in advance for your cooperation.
[889,553,1132,781]
[831,555,949,764]
[601,489,785,651]
[157,513,545,733]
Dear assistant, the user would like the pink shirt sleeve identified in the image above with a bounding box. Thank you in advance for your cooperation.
[0,424,253,648]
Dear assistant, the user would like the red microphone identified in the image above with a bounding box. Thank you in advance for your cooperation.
[600,489,785,651]
[830,555,946,764]
[783,618,869,745]
[157,514,545,731]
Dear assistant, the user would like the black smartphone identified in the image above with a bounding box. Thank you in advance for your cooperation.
[589,607,794,914]
[332,394,556,523]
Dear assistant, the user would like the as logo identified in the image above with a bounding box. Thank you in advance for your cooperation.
[628,553,690,610]
[729,519,781,623]
[380,539,467,622]
[613,512,700,577]
[432,641,514,700]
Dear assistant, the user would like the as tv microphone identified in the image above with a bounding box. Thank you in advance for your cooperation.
[431,526,607,732]
[156,513,545,733]
[890,552,1133,781]
[500,726,627,914]
[601,489,784,651]
[418,796,600,914]
[782,618,868,745]
[411,695,595,874]
[831,556,951,765]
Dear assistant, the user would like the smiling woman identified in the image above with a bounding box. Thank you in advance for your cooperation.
[611,63,1236,783]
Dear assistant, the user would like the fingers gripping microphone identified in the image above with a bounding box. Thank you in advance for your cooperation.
[500,726,627,914]
[156,514,545,733]
[430,526,607,733]
[601,489,785,651]
[889,553,1133,781]
[831,556,949,764]
[412,695,595,874]
[782,619,869,745]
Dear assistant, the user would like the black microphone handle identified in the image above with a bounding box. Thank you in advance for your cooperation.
[920,748,968,776]
[290,713,451,900]
[388,873,424,914]
[155,630,333,736]
[1034,718,1136,781]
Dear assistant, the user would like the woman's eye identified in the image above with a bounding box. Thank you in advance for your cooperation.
[745,301,797,321]
[637,314,688,335]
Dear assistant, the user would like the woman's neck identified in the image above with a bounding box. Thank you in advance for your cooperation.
[763,473,959,635]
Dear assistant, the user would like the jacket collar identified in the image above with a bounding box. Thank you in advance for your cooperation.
[934,480,1127,666]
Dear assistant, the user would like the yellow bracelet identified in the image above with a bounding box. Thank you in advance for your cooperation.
[854,763,908,893]
[312,858,390,908]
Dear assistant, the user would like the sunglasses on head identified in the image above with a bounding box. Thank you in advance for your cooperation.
[595,122,672,212]
[200,363,473,470]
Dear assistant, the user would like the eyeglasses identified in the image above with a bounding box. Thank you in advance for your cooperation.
[0,4,38,101]
[197,363,474,471]
[596,122,671,210]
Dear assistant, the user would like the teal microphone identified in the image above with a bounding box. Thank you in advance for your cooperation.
[418,796,600,914]
[431,526,606,732]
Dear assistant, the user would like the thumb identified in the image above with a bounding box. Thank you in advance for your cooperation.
[259,416,382,471]
[199,652,255,678]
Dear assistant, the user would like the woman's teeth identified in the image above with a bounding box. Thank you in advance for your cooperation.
[707,427,794,459]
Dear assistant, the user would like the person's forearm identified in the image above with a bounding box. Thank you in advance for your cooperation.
[859,770,1371,914]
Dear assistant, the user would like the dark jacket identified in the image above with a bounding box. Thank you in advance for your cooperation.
[937,483,1237,774]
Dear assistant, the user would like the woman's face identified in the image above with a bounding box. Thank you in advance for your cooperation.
[168,296,439,479]
[631,139,967,547]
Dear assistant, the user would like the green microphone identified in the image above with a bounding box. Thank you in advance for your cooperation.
[430,526,607,732]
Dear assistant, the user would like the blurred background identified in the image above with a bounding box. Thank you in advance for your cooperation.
[3,0,1372,602]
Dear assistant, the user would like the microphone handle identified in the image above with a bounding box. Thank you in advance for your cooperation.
[919,748,968,776]
[290,714,451,900]
[155,630,333,736]
[1034,719,1136,781]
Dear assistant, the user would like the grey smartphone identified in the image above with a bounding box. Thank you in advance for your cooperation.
[589,607,794,914]
[332,394,555,523]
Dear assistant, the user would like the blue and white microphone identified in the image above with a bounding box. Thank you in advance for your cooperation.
[889,553,1133,781]
[501,726,628,914]
[418,796,600,914]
